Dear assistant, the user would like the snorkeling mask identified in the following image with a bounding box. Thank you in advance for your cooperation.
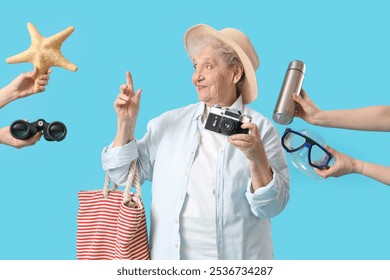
[281,128,335,179]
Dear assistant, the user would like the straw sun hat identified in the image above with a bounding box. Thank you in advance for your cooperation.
[184,24,260,104]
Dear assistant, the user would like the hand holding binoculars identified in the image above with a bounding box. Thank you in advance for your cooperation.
[10,119,67,142]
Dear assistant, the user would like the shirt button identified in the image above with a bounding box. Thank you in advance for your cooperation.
[175,219,179,224]
[175,244,179,248]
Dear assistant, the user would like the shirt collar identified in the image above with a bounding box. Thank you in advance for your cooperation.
[192,95,245,121]
[193,102,206,121]
[229,94,245,113]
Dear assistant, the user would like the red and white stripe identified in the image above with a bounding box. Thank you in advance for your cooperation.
[76,190,150,260]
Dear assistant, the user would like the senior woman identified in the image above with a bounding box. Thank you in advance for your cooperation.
[102,24,290,260]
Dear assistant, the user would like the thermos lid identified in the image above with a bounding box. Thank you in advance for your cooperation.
[288,60,306,74]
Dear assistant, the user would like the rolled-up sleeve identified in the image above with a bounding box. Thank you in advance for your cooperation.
[245,121,290,219]
[101,140,139,186]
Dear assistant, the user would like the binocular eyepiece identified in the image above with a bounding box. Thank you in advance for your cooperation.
[10,119,67,142]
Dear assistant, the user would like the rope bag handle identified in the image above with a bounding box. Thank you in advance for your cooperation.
[102,160,142,206]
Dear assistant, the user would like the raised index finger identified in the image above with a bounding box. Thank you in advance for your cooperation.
[126,71,134,91]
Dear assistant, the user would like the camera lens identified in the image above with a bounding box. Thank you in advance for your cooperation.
[10,121,30,140]
[220,118,236,135]
[46,122,67,141]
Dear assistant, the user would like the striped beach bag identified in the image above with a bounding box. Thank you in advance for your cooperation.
[77,160,150,260]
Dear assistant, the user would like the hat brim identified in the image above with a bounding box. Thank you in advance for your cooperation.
[184,24,258,104]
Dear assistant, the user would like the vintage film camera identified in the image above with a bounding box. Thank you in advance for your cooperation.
[205,105,252,136]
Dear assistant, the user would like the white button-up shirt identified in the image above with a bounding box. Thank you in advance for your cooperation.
[179,106,225,259]
[101,96,290,259]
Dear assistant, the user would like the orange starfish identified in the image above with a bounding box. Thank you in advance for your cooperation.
[6,22,78,91]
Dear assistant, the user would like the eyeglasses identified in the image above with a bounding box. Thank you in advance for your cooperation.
[281,128,334,170]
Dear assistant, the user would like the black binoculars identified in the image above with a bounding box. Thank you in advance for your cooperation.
[10,119,67,142]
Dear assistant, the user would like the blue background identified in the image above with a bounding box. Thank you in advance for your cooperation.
[0,0,388,260]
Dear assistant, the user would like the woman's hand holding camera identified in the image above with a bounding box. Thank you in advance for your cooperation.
[228,122,273,190]
[113,71,142,147]
[228,122,263,161]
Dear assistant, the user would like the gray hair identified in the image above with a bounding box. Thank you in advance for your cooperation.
[188,35,245,96]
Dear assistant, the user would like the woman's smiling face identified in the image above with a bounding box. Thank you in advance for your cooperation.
[192,47,239,107]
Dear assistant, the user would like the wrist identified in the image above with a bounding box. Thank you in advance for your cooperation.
[0,127,5,144]
[249,159,273,190]
[0,126,12,146]
[248,148,272,174]
[249,158,265,168]
[0,86,18,108]
[312,110,326,126]
[113,120,135,147]
[352,159,364,174]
